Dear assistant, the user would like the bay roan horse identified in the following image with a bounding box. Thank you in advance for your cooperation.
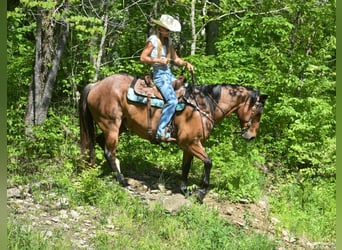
[79,73,268,202]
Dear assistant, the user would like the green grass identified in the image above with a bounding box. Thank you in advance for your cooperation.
[269,175,336,242]
[8,217,72,250]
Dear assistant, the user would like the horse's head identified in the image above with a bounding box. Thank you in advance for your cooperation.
[237,93,268,141]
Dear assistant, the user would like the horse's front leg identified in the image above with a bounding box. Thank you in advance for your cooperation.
[198,158,212,203]
[181,141,212,203]
[180,151,194,197]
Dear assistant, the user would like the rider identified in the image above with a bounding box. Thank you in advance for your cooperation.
[140,14,194,142]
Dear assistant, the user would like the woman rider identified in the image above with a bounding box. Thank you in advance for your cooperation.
[140,14,194,142]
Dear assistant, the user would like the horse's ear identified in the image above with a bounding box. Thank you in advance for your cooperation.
[259,94,268,103]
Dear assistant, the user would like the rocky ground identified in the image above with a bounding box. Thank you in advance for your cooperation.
[7,171,335,250]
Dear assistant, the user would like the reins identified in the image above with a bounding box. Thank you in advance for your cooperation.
[182,72,215,139]
[188,71,228,121]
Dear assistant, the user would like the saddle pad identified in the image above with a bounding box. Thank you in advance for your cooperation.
[127,88,185,111]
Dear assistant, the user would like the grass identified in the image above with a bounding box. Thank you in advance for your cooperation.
[269,175,336,243]
[7,217,72,250]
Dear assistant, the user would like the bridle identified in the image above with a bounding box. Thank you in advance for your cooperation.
[206,92,264,135]
[184,72,264,136]
[240,100,264,134]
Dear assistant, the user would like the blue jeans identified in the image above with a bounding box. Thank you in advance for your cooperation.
[153,68,178,138]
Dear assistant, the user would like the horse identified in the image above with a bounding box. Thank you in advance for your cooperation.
[79,73,268,202]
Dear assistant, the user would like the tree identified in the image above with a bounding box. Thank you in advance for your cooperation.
[205,0,219,55]
[24,0,69,134]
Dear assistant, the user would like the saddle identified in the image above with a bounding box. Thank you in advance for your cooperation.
[127,74,187,111]
[133,74,186,99]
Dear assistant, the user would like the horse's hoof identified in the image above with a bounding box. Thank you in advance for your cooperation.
[196,189,206,204]
[125,185,134,192]
[180,185,191,198]
[117,174,128,187]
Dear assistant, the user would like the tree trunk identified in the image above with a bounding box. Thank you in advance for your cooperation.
[25,8,43,133]
[205,0,219,55]
[24,1,69,134]
[37,21,69,123]
[93,12,109,82]
[190,0,196,55]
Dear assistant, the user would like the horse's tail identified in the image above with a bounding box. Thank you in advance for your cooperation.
[79,83,96,164]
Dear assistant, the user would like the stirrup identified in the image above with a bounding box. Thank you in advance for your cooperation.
[159,135,176,142]
[156,131,176,143]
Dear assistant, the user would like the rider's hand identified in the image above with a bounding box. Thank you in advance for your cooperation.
[186,62,194,72]
[159,57,169,65]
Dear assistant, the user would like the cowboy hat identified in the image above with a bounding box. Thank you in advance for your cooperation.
[152,14,181,32]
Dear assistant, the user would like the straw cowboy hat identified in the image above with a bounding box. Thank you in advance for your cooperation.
[152,14,181,32]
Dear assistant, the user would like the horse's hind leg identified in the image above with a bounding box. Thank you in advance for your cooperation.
[96,133,105,150]
[104,146,126,186]
[103,129,127,186]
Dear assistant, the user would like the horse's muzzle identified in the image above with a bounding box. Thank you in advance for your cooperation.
[241,131,255,141]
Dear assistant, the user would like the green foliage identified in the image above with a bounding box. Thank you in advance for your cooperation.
[69,167,106,205]
[7,102,80,186]
[270,173,336,242]
[270,92,335,169]
[7,0,335,246]
[213,153,265,202]
[175,206,275,249]
[7,8,34,102]
[67,166,129,207]
[206,122,266,202]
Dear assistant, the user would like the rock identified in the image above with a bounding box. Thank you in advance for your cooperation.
[282,229,296,243]
[158,183,166,193]
[258,198,269,210]
[43,230,53,237]
[271,217,280,225]
[239,198,250,204]
[70,210,80,219]
[7,187,22,198]
[59,209,69,219]
[45,220,52,225]
[225,207,234,216]
[56,197,69,207]
[51,217,60,223]
[162,194,191,214]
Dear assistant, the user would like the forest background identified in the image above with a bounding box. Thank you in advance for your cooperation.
[7,0,336,248]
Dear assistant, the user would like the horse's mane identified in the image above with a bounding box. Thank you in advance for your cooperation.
[185,83,260,113]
